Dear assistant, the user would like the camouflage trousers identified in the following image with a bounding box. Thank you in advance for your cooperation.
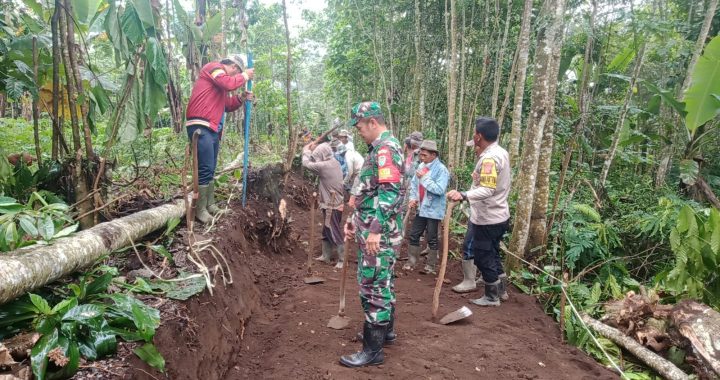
[356,245,398,325]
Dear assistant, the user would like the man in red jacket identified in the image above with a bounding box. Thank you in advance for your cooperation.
[185,56,254,223]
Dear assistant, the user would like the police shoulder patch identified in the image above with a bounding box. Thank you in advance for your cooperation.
[478,158,498,189]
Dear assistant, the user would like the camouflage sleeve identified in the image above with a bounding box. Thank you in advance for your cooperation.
[368,144,403,234]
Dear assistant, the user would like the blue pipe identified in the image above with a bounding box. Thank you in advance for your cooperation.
[242,52,253,207]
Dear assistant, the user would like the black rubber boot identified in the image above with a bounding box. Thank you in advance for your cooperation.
[357,312,396,345]
[340,323,386,367]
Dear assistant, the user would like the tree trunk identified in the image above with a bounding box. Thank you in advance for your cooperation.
[508,0,534,167]
[32,37,42,167]
[671,300,720,376]
[599,43,646,188]
[545,0,597,243]
[491,0,512,119]
[527,0,567,254]
[0,201,186,305]
[507,0,565,268]
[446,0,459,172]
[281,0,295,179]
[581,314,691,380]
[58,1,81,154]
[409,0,423,132]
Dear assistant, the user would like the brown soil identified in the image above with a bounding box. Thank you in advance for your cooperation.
[92,172,617,380]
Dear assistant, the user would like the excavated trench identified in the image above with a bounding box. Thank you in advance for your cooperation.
[115,172,617,380]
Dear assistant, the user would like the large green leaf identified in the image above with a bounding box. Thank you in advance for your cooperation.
[62,304,104,323]
[77,318,117,360]
[642,81,687,117]
[678,159,699,186]
[684,36,720,134]
[145,37,169,86]
[48,336,80,380]
[117,77,142,144]
[133,343,165,372]
[21,0,44,18]
[203,12,224,43]
[19,215,38,236]
[607,45,636,73]
[38,215,55,241]
[30,328,59,380]
[104,1,129,59]
[72,0,103,25]
[120,3,146,46]
[129,0,155,27]
[29,294,53,315]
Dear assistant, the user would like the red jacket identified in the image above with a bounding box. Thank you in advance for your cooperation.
[185,61,249,132]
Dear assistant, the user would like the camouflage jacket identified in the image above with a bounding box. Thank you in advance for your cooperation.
[353,130,405,243]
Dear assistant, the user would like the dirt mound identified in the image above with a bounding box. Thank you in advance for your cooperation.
[106,172,615,379]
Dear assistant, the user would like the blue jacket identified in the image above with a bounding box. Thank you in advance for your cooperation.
[409,157,449,220]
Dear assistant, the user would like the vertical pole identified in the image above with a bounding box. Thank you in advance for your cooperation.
[242,52,254,207]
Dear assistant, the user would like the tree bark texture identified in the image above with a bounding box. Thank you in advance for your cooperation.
[0,201,186,305]
[671,300,720,376]
[281,0,295,177]
[507,0,565,267]
[491,0,512,119]
[581,314,691,380]
[508,0,534,167]
[446,0,459,171]
[527,0,567,254]
[545,0,597,243]
[32,37,42,167]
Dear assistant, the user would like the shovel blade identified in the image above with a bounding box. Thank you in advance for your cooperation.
[303,276,325,284]
[327,315,351,330]
[439,306,472,325]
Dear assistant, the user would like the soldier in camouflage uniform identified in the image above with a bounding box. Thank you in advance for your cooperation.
[340,101,404,368]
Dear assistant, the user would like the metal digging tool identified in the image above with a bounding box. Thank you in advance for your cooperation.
[432,201,473,325]
[303,192,325,284]
[328,231,352,329]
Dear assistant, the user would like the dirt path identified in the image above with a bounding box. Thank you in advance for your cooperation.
[125,175,617,380]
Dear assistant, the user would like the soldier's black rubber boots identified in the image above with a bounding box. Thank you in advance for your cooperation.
[340,322,386,367]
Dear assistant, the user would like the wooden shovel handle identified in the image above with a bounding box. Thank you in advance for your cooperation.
[338,228,352,316]
[307,193,317,274]
[432,201,457,322]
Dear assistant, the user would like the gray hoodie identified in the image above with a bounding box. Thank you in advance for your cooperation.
[302,143,345,209]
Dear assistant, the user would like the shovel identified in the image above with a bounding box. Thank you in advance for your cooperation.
[328,231,352,329]
[432,201,473,325]
[303,192,325,285]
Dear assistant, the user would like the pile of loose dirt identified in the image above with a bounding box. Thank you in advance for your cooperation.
[82,172,616,379]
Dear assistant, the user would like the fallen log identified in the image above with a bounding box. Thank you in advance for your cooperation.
[581,313,690,380]
[0,200,185,305]
[671,300,720,376]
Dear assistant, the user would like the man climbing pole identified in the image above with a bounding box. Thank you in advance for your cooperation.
[404,140,449,273]
[302,140,346,269]
[341,101,404,367]
[447,117,511,305]
[185,55,254,223]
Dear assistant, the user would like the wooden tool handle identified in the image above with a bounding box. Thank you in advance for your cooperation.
[313,125,340,145]
[307,193,317,274]
[432,201,456,322]
[338,229,352,316]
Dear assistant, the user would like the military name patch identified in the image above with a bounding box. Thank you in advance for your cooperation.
[478,158,497,189]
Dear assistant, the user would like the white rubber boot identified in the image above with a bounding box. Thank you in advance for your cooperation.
[452,259,477,293]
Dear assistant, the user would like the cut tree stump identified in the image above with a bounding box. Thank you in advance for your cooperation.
[581,313,690,380]
[0,200,185,305]
[671,300,720,376]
